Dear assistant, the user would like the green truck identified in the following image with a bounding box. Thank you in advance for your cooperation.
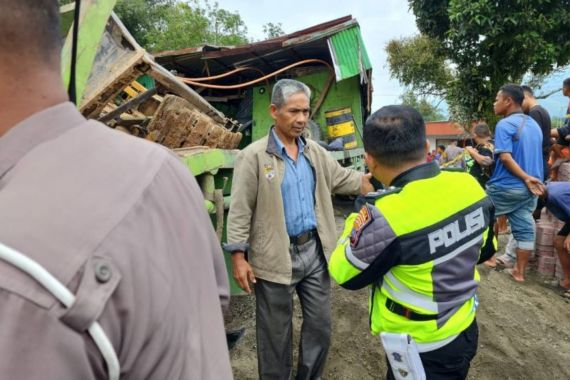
[61,1,372,295]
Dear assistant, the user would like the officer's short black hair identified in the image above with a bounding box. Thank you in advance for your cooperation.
[437,144,445,151]
[564,78,570,88]
[0,0,61,66]
[364,105,426,168]
[499,84,525,106]
[521,85,534,97]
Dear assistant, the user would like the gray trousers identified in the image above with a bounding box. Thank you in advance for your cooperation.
[255,236,331,380]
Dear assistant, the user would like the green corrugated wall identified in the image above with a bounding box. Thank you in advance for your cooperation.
[252,70,364,146]
[329,26,372,81]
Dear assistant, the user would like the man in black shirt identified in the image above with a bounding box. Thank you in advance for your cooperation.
[522,85,551,181]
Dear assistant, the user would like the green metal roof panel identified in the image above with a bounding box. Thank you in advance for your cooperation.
[328,26,372,82]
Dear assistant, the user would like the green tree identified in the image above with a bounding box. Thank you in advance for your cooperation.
[114,0,175,49]
[400,90,445,122]
[206,2,249,46]
[389,0,570,124]
[262,22,284,39]
[386,35,451,98]
[112,0,249,52]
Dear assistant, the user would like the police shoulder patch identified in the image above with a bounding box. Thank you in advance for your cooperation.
[350,204,374,247]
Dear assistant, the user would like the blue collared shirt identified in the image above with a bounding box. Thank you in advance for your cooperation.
[272,129,317,237]
[488,113,543,189]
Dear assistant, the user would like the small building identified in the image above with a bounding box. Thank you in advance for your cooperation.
[426,121,466,152]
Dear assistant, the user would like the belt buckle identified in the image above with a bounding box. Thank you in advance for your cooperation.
[298,231,309,245]
[292,230,312,246]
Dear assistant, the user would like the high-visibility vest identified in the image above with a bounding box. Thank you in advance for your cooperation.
[329,163,495,352]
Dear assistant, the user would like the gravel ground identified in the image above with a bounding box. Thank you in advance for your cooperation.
[225,210,570,380]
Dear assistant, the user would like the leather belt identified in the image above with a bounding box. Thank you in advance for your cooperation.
[385,298,440,321]
[289,229,317,246]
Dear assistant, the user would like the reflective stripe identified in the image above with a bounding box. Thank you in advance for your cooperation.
[382,271,439,313]
[345,244,368,270]
[414,334,458,353]
[432,235,483,265]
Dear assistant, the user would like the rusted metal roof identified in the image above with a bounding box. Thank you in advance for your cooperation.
[426,121,465,136]
[154,15,353,60]
[153,15,369,82]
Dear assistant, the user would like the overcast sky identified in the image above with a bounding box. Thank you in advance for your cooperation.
[213,0,569,118]
[214,0,418,109]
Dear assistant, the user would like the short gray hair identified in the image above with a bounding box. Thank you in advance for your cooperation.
[271,79,311,108]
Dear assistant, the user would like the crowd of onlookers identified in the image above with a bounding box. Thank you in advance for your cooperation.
[428,79,570,298]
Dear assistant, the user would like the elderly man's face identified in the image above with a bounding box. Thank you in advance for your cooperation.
[270,92,310,141]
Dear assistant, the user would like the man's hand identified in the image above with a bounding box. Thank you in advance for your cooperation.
[524,177,546,196]
[465,146,476,155]
[360,172,374,195]
[231,252,256,293]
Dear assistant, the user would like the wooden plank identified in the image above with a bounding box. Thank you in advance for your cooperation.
[98,88,158,123]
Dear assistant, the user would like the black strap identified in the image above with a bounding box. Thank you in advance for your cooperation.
[385,298,440,321]
[68,0,81,105]
[513,115,527,142]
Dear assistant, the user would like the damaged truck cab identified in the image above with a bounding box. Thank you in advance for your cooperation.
[61,1,372,295]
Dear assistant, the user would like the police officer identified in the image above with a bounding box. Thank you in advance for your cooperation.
[0,1,231,378]
[329,105,496,379]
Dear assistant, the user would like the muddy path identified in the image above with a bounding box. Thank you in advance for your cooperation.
[226,215,570,380]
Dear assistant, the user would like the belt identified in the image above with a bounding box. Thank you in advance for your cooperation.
[289,229,317,246]
[385,298,440,321]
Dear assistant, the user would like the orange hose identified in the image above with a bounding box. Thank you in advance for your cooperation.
[178,59,334,90]
[185,66,266,82]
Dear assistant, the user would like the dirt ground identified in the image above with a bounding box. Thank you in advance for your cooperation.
[225,209,570,380]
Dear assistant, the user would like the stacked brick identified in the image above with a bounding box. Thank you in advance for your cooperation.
[535,209,564,279]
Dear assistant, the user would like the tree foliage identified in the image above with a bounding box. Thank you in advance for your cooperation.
[386,35,451,98]
[110,0,249,52]
[262,22,285,39]
[59,0,250,51]
[400,90,445,122]
[389,0,570,124]
[114,0,175,49]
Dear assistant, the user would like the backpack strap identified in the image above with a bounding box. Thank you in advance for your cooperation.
[513,115,527,142]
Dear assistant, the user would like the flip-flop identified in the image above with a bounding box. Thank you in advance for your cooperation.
[496,255,515,268]
[505,268,525,283]
[483,260,497,269]
[562,290,570,300]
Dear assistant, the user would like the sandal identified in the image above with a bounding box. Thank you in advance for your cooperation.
[562,290,570,300]
[496,254,515,268]
[505,268,525,283]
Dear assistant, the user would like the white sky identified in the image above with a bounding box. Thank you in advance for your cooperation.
[212,0,569,118]
[213,0,419,109]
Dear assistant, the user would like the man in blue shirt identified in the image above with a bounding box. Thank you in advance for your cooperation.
[487,84,545,282]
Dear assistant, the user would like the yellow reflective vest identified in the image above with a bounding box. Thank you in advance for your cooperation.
[329,163,495,352]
